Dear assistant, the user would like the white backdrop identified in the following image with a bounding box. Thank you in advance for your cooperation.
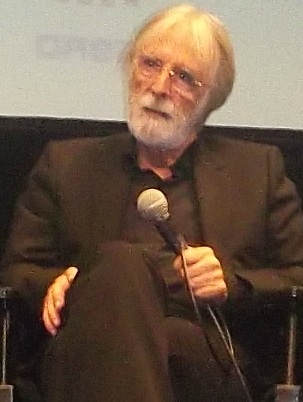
[1,0,302,129]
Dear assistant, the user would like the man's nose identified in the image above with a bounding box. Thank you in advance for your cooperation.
[150,68,172,97]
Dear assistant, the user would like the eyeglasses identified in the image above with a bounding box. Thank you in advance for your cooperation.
[135,55,203,93]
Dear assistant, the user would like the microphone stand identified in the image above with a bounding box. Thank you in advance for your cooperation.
[275,286,302,402]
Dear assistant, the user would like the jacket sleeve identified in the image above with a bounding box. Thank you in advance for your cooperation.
[226,146,303,308]
[0,144,67,315]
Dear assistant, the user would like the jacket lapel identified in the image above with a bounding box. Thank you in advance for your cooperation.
[193,135,239,370]
[193,135,233,258]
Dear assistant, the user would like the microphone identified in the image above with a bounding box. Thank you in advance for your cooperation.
[137,189,187,254]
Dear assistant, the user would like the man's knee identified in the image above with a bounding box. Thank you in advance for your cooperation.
[65,240,165,315]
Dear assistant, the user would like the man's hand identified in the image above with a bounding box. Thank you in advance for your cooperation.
[173,246,227,304]
[42,266,78,336]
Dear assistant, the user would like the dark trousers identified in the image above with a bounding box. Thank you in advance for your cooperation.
[40,242,257,402]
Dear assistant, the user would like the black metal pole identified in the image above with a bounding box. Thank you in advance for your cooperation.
[0,287,14,402]
[275,286,301,402]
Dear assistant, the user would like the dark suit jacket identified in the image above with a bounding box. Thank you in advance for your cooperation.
[2,129,303,383]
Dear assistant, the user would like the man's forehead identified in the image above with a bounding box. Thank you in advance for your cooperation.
[135,32,205,70]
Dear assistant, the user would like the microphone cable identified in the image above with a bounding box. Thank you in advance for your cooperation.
[180,247,254,402]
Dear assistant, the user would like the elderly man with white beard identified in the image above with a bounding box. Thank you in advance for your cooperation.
[2,4,303,402]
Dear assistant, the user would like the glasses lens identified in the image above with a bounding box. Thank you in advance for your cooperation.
[173,68,197,91]
[136,55,202,92]
[137,56,160,76]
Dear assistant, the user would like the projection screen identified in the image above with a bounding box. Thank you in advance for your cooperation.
[1,0,302,129]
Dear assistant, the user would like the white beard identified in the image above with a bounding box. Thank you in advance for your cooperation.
[127,93,206,150]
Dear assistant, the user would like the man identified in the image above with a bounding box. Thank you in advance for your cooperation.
[2,4,303,402]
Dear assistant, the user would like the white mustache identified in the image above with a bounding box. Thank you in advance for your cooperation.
[138,94,176,117]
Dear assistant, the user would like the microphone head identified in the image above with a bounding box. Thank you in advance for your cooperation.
[137,189,170,222]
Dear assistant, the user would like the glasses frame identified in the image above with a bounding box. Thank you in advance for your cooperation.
[134,54,203,93]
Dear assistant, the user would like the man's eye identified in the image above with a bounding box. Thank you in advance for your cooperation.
[143,57,157,68]
[178,70,194,85]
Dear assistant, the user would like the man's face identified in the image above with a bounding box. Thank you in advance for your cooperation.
[127,33,210,150]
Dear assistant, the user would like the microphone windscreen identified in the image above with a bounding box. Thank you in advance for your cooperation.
[137,189,169,222]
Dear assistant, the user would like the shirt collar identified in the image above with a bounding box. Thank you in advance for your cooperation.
[124,138,196,182]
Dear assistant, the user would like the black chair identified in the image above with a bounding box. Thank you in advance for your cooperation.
[1,285,303,402]
[0,287,14,402]
[0,286,43,402]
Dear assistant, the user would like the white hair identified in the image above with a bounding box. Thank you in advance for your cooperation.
[125,3,235,124]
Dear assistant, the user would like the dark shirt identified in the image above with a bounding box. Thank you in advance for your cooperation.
[121,142,206,319]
